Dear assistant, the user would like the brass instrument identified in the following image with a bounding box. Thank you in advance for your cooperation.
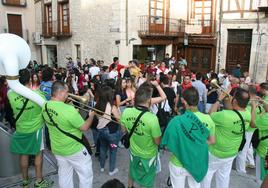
[210,79,231,98]
[67,93,120,125]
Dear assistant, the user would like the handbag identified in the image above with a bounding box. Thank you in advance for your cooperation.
[233,110,246,152]
[121,109,147,149]
[45,103,92,155]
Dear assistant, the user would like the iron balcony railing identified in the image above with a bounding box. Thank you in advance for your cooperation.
[2,0,27,7]
[42,20,71,38]
[138,15,185,37]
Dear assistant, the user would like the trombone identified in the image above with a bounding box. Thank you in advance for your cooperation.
[210,79,231,98]
[67,93,120,125]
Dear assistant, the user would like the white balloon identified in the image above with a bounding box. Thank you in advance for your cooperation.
[0,33,45,106]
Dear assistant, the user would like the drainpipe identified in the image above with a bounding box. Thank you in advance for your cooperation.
[126,0,128,46]
[217,0,223,73]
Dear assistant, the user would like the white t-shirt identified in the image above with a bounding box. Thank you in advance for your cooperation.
[89,66,100,78]
[108,70,118,80]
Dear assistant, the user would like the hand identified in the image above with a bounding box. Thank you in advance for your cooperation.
[126,97,132,102]
[89,110,95,117]
[218,91,227,101]
[150,80,159,87]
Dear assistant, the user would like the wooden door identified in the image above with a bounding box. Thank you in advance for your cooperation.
[226,29,252,73]
[7,14,22,37]
[6,0,20,5]
[149,0,165,34]
[187,47,212,73]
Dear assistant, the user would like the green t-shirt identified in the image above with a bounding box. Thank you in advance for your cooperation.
[170,111,215,167]
[255,112,268,158]
[42,101,85,156]
[209,109,251,158]
[120,107,161,159]
[7,90,45,133]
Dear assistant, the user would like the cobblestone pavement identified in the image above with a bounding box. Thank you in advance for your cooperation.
[0,130,260,188]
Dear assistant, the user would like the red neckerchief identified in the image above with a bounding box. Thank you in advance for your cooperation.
[182,82,192,91]
[159,66,166,73]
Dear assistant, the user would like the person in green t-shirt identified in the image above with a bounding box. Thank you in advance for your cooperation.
[8,69,53,188]
[250,97,268,184]
[236,85,261,173]
[121,82,162,188]
[201,88,251,188]
[259,82,268,104]
[42,81,95,188]
[163,87,214,188]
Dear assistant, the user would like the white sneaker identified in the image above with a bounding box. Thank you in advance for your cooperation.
[100,168,104,172]
[109,168,119,176]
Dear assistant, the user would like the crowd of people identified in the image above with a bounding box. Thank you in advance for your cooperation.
[0,55,268,188]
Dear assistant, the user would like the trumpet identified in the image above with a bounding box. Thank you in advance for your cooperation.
[210,79,231,98]
[67,93,120,125]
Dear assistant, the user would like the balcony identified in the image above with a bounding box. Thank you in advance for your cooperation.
[42,20,72,38]
[185,19,216,36]
[138,15,185,38]
[2,0,27,7]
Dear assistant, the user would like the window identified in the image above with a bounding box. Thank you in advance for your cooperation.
[191,0,212,24]
[150,0,165,24]
[75,44,81,60]
[7,14,23,37]
[44,3,52,36]
[58,1,70,35]
[2,0,27,7]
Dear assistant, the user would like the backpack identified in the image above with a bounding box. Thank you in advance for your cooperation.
[251,129,268,149]
[156,100,170,128]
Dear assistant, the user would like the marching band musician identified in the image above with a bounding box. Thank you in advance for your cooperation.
[201,88,251,188]
[8,69,53,188]
[250,87,268,185]
[42,81,95,188]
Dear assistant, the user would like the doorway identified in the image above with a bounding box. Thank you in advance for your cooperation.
[46,45,57,68]
[226,29,252,74]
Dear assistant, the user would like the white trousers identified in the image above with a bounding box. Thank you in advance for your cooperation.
[201,153,235,188]
[55,147,93,188]
[235,132,254,173]
[169,162,200,188]
[255,154,263,185]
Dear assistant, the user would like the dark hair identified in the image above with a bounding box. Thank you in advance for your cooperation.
[95,86,114,115]
[113,57,119,63]
[160,75,169,85]
[101,179,125,188]
[134,83,153,106]
[19,69,31,85]
[115,78,126,94]
[182,87,199,106]
[0,76,6,88]
[248,85,257,95]
[233,88,249,108]
[42,67,54,82]
[196,72,203,80]
[51,81,67,97]
[31,73,40,85]
[260,82,268,91]
[111,63,116,70]
[102,66,109,72]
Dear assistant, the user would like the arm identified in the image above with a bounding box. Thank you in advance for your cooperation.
[112,105,121,121]
[154,137,161,145]
[116,95,131,107]
[150,81,167,105]
[80,111,95,131]
[250,101,257,128]
[207,136,215,145]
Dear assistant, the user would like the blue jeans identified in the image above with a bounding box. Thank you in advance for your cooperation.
[197,101,205,113]
[98,127,120,172]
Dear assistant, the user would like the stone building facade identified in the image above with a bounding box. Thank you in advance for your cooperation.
[33,0,268,82]
[0,0,38,60]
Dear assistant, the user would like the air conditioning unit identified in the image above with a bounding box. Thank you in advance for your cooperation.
[32,32,41,44]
